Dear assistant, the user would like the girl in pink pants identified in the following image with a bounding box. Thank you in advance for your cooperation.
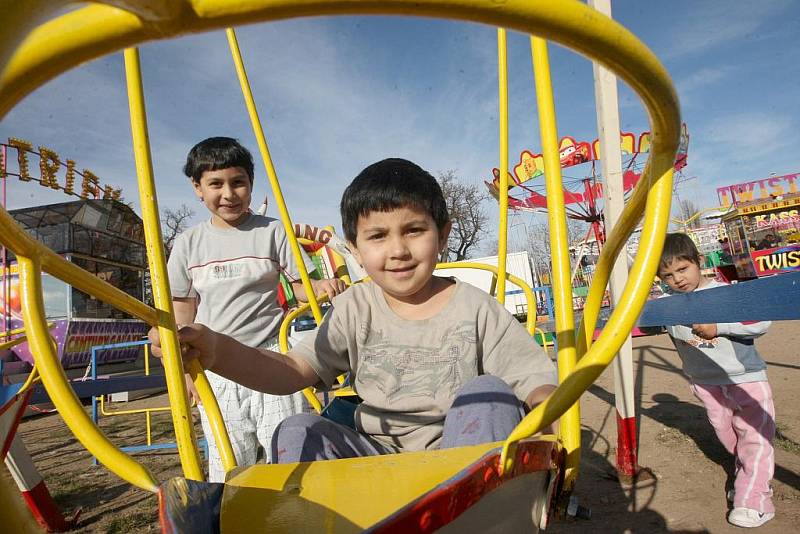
[656,233,777,528]
[691,382,775,517]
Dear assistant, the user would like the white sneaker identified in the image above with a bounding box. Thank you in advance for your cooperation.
[727,507,775,528]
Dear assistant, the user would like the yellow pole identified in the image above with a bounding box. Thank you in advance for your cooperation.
[530,36,581,491]
[496,28,509,306]
[123,47,204,481]
[226,27,323,323]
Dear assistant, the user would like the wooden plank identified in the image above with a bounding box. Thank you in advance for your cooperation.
[636,272,800,327]
[26,374,166,405]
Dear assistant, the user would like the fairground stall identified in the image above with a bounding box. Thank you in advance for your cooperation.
[1,139,149,375]
[2,199,148,374]
[717,172,800,279]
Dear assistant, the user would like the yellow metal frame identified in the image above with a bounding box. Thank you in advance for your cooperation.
[0,334,28,352]
[277,295,332,413]
[495,28,510,306]
[99,395,172,446]
[95,345,180,448]
[16,255,160,491]
[671,205,728,229]
[534,328,552,355]
[0,325,29,339]
[123,46,208,482]
[500,12,679,474]
[0,0,679,511]
[436,262,538,335]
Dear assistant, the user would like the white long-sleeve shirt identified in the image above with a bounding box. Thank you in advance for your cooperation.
[663,280,770,385]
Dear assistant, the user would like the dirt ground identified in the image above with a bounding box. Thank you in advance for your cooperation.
[13,321,800,533]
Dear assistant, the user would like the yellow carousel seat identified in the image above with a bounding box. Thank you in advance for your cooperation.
[158,438,560,533]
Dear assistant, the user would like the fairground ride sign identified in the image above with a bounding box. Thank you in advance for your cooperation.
[750,244,800,277]
[716,173,799,207]
[0,138,122,200]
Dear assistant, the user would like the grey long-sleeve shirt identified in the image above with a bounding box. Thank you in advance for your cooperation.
[663,280,770,385]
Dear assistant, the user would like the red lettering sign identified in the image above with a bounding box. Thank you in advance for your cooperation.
[750,244,800,276]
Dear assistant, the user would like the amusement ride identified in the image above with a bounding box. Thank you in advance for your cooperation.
[1,1,797,532]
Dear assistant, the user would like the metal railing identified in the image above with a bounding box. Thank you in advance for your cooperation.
[89,340,207,463]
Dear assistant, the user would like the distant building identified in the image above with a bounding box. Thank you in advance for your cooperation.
[686,224,727,255]
[2,199,148,370]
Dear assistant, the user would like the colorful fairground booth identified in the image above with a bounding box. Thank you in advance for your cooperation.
[717,173,800,279]
[1,199,148,374]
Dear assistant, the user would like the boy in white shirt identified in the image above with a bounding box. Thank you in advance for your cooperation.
[168,137,345,481]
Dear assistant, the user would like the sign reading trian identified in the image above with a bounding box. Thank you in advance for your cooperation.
[0,138,122,200]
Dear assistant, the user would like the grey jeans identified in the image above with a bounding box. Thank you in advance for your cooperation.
[271,375,525,463]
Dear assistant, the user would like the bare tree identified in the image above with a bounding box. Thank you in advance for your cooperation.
[524,216,589,263]
[161,204,195,257]
[678,198,702,229]
[437,170,489,261]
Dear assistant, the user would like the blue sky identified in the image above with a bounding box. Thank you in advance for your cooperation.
[1,1,799,254]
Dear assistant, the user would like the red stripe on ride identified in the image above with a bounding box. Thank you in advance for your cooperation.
[22,481,80,532]
[616,411,638,477]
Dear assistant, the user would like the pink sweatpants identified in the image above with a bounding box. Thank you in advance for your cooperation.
[691,381,775,514]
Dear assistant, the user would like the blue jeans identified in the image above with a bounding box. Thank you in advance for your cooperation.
[271,375,525,463]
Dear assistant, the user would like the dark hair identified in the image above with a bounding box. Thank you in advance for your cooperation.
[183,137,254,184]
[659,232,701,272]
[340,158,449,243]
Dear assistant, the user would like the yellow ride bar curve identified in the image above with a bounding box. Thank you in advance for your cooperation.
[17,255,160,491]
[0,0,679,493]
[436,262,538,335]
[278,295,332,414]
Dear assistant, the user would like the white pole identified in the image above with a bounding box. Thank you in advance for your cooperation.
[589,0,639,481]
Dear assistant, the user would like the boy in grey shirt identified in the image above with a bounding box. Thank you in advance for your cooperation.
[167,137,345,480]
[153,158,556,462]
